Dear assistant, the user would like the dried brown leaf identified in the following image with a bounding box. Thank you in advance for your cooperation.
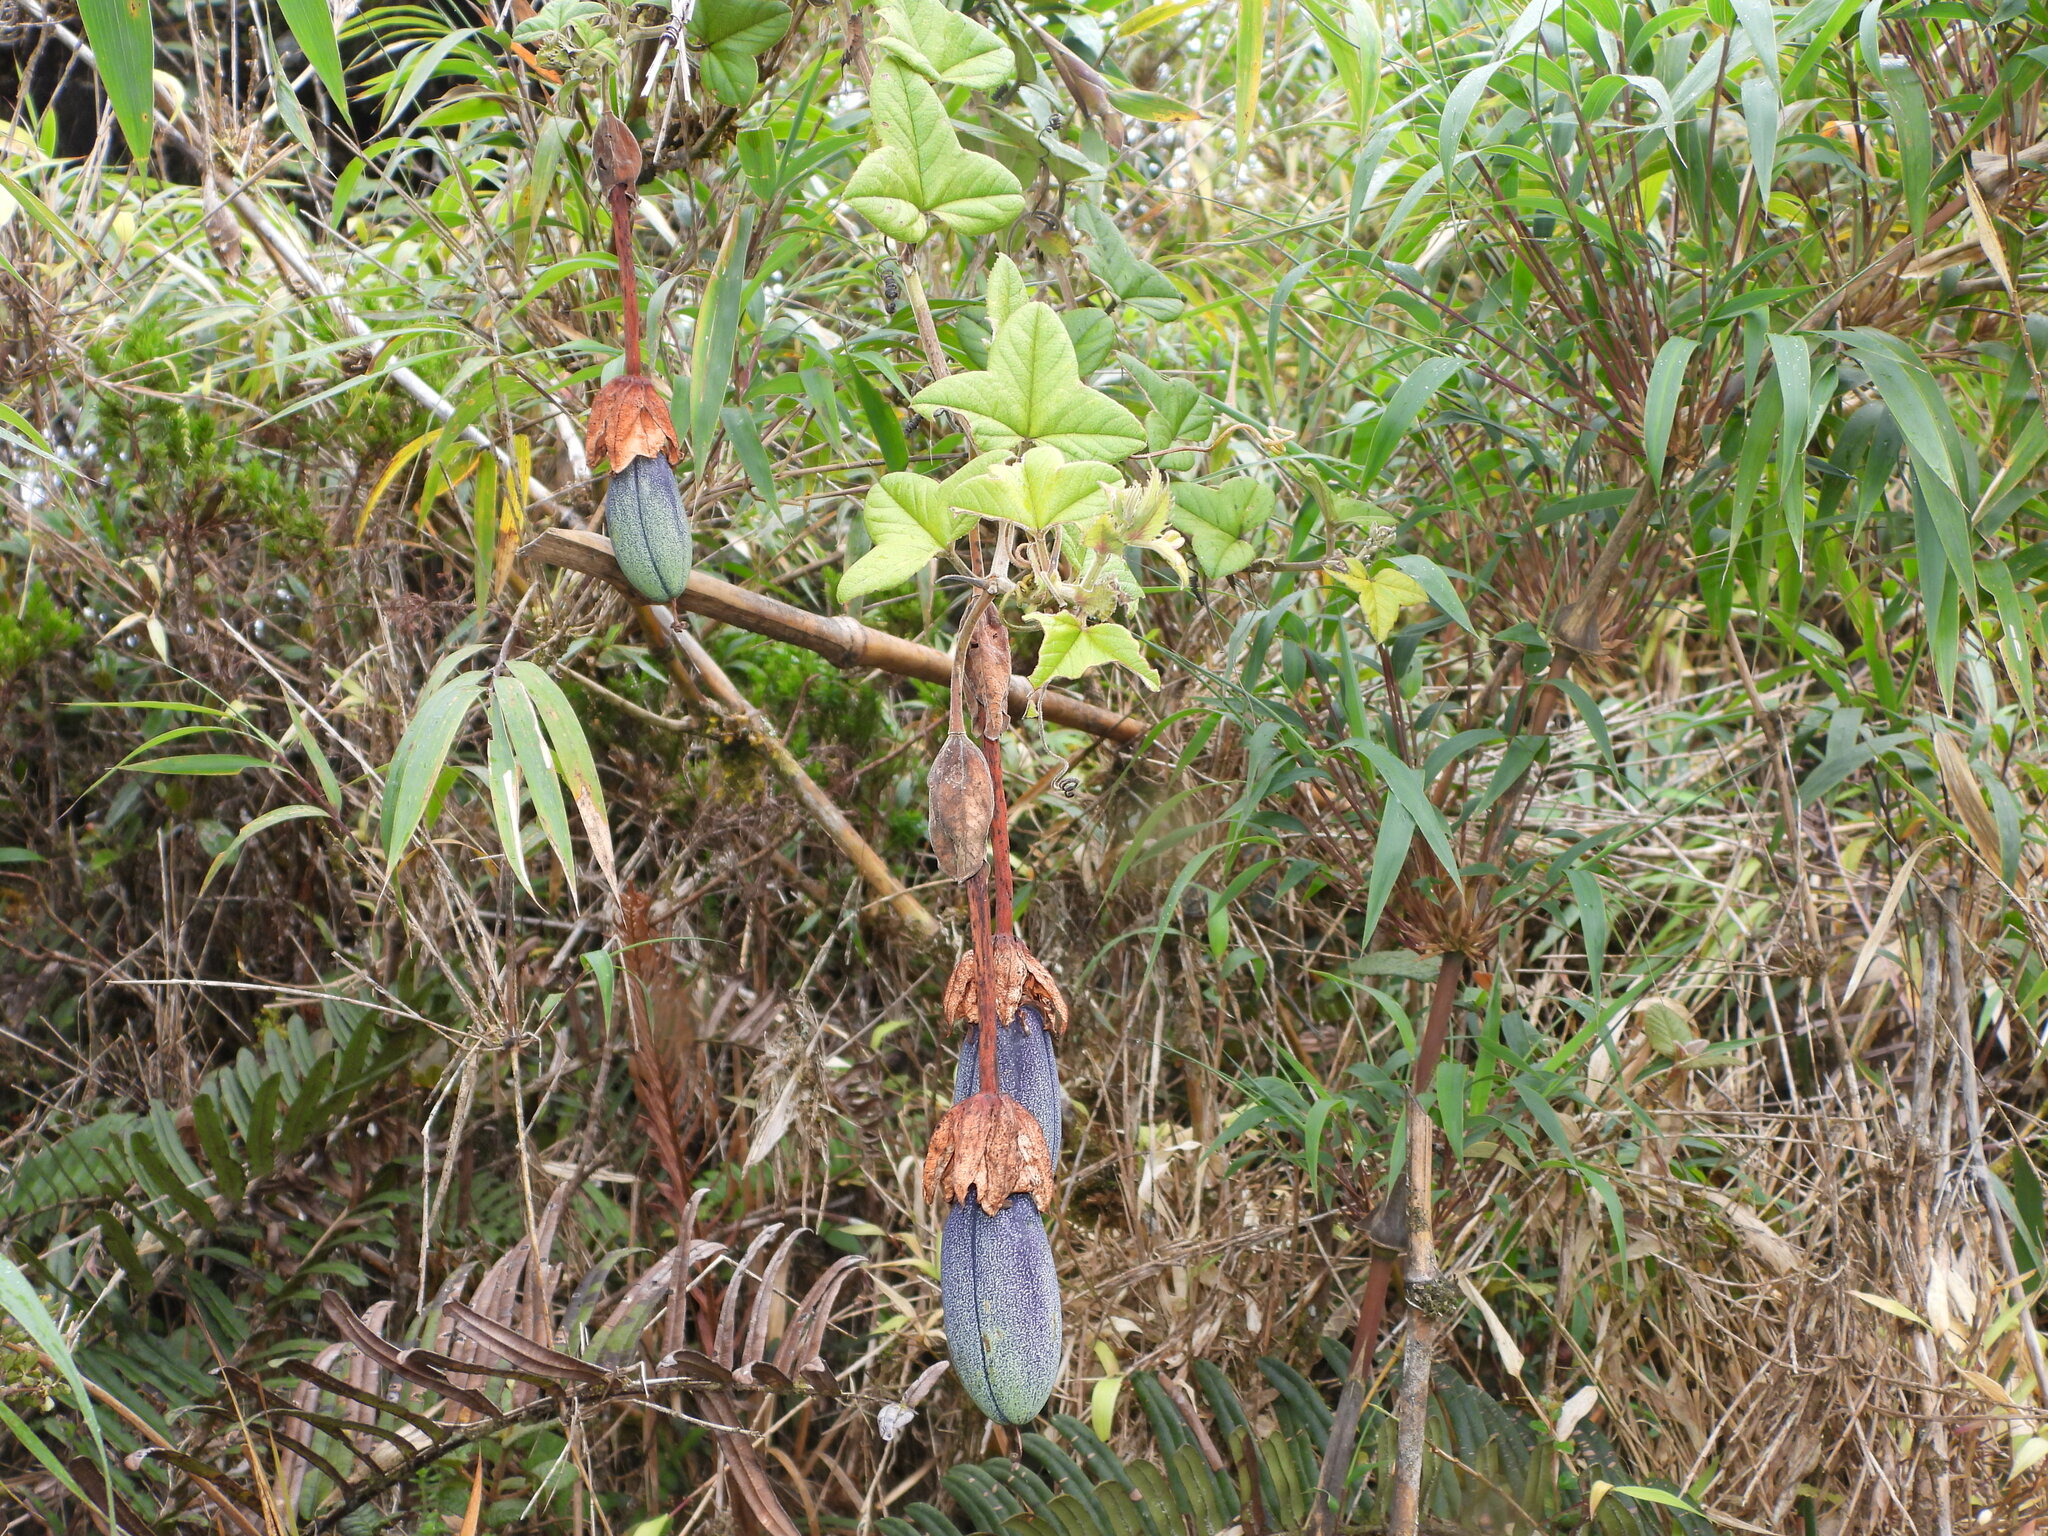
[962,604,1013,741]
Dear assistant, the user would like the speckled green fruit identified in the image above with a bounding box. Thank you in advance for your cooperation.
[606,452,692,603]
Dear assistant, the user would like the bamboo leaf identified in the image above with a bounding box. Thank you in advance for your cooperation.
[1642,336,1698,485]
[77,0,155,160]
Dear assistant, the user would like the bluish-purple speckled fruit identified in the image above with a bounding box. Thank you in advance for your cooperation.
[954,1004,1061,1165]
[605,453,692,603]
[941,1193,1062,1425]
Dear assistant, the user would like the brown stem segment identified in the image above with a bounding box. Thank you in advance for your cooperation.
[1309,950,1465,1536]
[611,184,642,377]
[984,736,1015,936]
[969,867,1000,1092]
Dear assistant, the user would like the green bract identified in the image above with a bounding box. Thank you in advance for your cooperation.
[950,446,1120,532]
[1027,612,1160,690]
[836,452,1006,603]
[687,0,793,106]
[914,301,1145,461]
[843,60,1025,243]
[874,0,1013,91]
[1170,479,1275,579]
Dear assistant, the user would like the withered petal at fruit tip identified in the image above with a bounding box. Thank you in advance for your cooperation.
[922,1094,1053,1217]
[586,375,682,468]
[943,936,1068,1035]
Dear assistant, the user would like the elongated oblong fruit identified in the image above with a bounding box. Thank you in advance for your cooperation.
[941,1193,1062,1425]
[607,453,692,603]
[927,730,994,880]
[955,1005,1061,1166]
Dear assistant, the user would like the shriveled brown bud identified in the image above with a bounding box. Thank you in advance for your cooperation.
[944,934,1068,1035]
[592,112,643,196]
[927,731,994,880]
[586,374,681,468]
[961,605,1013,742]
[923,1093,1054,1215]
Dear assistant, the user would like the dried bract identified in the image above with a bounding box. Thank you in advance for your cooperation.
[587,375,682,469]
[961,604,1013,741]
[923,1093,1054,1216]
[592,112,643,195]
[943,934,1068,1034]
[927,731,994,880]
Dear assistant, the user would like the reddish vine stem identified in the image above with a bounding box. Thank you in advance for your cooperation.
[611,184,642,377]
[968,866,1000,1093]
[1309,949,1466,1536]
[984,737,1015,936]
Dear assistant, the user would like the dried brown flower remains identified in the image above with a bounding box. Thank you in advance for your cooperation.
[923,1092,1055,1216]
[943,934,1068,1034]
[587,375,682,469]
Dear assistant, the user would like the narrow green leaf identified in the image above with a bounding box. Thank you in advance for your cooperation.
[1769,332,1813,562]
[277,0,349,106]
[379,671,485,866]
[1881,58,1932,240]
[1438,61,1501,176]
[1349,739,1462,892]
[1236,0,1268,141]
[1642,336,1698,485]
[692,208,756,457]
[77,0,155,160]
[1359,356,1461,486]
[507,659,618,897]
[199,804,329,895]
[493,677,573,888]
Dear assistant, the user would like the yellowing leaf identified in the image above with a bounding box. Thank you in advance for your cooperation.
[1330,559,1426,641]
[1027,612,1160,690]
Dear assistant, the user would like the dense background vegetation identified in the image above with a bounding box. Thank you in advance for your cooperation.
[3,0,2047,1529]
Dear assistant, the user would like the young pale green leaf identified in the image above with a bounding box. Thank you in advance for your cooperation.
[688,0,793,106]
[380,670,485,867]
[1170,479,1274,578]
[913,302,1145,460]
[77,0,156,161]
[505,659,618,898]
[1438,60,1502,175]
[1740,70,1779,195]
[0,1257,115,1506]
[837,452,1005,602]
[1027,613,1161,690]
[874,0,1012,90]
[1642,336,1698,485]
[844,60,1025,243]
[986,254,1030,331]
[1769,332,1813,560]
[950,445,1121,532]
[199,804,330,896]
[1072,199,1184,322]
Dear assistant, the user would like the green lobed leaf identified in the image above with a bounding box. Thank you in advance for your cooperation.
[951,446,1121,532]
[837,451,1006,602]
[688,0,793,106]
[844,59,1025,243]
[1170,479,1274,578]
[873,0,1012,90]
[1027,613,1161,690]
[913,302,1145,461]
[1072,199,1184,322]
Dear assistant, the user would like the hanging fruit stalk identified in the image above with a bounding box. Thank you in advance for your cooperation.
[585,112,692,605]
[926,592,1064,1426]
